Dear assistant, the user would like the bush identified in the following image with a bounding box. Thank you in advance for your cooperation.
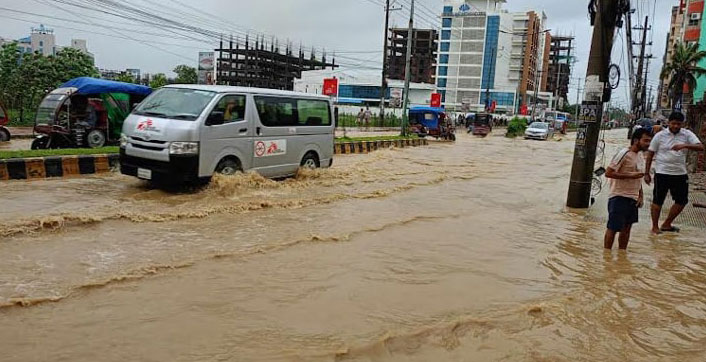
[6,109,36,127]
[506,117,527,138]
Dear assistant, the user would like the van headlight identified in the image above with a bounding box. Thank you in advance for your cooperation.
[119,133,128,148]
[169,141,199,155]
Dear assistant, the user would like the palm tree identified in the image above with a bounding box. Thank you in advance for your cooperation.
[661,42,706,109]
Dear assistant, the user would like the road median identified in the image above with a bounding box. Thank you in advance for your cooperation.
[0,138,428,181]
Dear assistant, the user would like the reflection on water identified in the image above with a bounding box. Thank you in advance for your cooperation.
[0,130,704,361]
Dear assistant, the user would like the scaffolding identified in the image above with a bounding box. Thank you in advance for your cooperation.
[216,36,337,90]
[546,35,575,103]
[387,28,438,84]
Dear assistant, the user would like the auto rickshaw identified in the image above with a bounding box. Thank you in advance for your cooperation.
[472,112,492,137]
[0,102,10,142]
[32,77,152,149]
[408,106,456,141]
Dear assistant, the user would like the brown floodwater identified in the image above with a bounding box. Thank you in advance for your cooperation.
[1,129,704,361]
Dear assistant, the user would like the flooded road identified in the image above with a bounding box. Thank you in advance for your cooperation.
[1,129,705,361]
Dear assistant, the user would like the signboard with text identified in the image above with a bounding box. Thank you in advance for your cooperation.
[430,93,441,107]
[323,78,338,97]
[198,52,215,85]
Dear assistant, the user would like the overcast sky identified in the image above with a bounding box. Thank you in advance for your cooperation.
[0,0,674,109]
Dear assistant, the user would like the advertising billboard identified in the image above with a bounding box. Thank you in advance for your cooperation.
[198,52,215,85]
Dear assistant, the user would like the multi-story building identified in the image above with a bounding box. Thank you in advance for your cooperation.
[2,25,93,59]
[659,1,687,109]
[387,28,438,84]
[436,0,552,114]
[546,35,575,108]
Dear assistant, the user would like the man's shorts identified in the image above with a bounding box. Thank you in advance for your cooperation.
[653,174,689,206]
[607,196,639,231]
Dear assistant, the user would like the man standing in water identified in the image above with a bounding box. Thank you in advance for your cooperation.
[645,112,704,234]
[604,128,652,250]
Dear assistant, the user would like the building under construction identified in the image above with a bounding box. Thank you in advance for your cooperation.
[386,28,438,84]
[216,36,337,90]
[545,35,574,105]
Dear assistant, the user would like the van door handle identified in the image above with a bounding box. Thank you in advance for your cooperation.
[256,127,261,136]
[239,128,247,133]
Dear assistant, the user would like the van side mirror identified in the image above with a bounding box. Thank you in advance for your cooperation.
[206,111,225,126]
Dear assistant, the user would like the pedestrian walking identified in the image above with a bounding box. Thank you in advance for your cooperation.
[357,108,365,127]
[364,107,372,129]
[604,128,653,250]
[644,112,705,234]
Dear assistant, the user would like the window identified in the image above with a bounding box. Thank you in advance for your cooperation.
[439,66,448,76]
[441,30,451,40]
[440,54,449,64]
[0,106,5,118]
[442,18,452,28]
[443,6,453,14]
[437,78,447,88]
[297,99,331,126]
[255,96,331,127]
[440,42,450,52]
[39,40,43,46]
[208,95,246,124]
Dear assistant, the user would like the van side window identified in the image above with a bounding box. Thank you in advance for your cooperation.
[209,95,246,124]
[297,100,330,126]
[255,96,296,127]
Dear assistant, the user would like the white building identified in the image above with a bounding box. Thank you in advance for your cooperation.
[294,69,436,116]
[437,0,553,114]
[5,25,93,60]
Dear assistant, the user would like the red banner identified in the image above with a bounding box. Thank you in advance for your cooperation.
[430,93,441,107]
[520,104,528,115]
[323,78,338,96]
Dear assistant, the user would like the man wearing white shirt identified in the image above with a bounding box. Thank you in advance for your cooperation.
[644,112,705,234]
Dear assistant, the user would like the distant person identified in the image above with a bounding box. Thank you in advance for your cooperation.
[644,112,705,234]
[604,128,652,250]
[357,108,365,126]
[364,107,372,128]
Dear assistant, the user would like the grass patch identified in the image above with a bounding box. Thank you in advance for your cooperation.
[0,146,119,160]
[335,135,418,142]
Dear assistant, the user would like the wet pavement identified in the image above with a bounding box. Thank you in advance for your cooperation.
[1,129,705,361]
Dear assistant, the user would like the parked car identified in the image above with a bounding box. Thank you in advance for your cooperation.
[0,102,10,142]
[120,85,334,185]
[524,122,553,140]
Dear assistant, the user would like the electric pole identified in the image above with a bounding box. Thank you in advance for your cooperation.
[379,0,391,127]
[632,16,649,119]
[400,0,414,136]
[566,0,620,209]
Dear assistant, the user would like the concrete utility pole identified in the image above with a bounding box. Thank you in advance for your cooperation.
[575,77,583,120]
[400,0,414,136]
[566,0,620,209]
[379,0,391,126]
[632,16,649,120]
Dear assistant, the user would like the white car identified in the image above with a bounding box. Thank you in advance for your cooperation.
[524,122,553,140]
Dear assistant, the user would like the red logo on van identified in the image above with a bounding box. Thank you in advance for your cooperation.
[136,119,158,132]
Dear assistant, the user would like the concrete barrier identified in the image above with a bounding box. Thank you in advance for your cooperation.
[0,154,119,181]
[334,138,428,155]
[0,139,428,181]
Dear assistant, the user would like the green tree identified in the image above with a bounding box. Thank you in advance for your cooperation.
[0,44,98,124]
[115,73,136,83]
[173,65,197,84]
[661,42,706,108]
[150,73,168,89]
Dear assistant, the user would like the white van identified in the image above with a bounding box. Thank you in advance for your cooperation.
[119,85,334,184]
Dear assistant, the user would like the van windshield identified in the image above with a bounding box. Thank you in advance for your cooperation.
[133,88,216,121]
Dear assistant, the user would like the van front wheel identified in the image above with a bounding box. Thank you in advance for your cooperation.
[215,158,241,176]
[300,152,320,169]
